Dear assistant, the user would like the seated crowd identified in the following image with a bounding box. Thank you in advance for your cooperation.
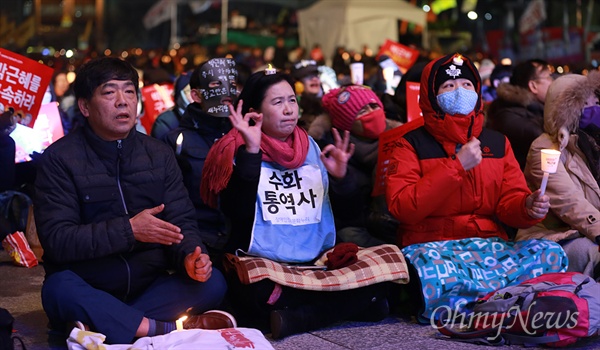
[1,48,599,345]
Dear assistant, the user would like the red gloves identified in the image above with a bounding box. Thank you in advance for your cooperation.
[326,242,359,270]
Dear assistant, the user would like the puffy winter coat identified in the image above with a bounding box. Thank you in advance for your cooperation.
[486,83,545,170]
[516,71,600,244]
[163,103,232,250]
[35,124,204,300]
[385,54,540,247]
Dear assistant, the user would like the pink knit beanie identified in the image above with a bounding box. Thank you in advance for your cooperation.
[322,85,383,132]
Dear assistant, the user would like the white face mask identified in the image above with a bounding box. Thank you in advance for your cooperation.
[436,87,479,115]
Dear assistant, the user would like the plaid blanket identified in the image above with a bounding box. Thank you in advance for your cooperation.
[223,244,409,291]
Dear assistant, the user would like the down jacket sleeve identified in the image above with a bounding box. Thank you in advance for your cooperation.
[385,137,467,225]
[494,137,540,228]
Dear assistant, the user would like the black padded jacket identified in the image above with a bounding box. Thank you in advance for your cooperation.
[34,123,205,300]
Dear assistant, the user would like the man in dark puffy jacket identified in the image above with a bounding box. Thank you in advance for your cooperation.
[486,59,553,170]
[34,57,235,345]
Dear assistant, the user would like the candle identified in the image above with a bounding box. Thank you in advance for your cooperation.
[539,149,561,196]
[452,55,464,66]
[175,133,183,155]
[265,64,276,75]
[175,315,188,331]
[539,172,550,196]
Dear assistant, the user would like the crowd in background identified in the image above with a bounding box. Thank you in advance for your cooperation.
[2,36,600,345]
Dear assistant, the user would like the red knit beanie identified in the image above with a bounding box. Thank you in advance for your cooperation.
[321,85,383,132]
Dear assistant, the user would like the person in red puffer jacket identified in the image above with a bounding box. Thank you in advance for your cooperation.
[385,53,549,247]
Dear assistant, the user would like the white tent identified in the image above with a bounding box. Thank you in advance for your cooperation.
[297,0,428,65]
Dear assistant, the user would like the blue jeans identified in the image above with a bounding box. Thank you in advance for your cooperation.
[42,268,227,344]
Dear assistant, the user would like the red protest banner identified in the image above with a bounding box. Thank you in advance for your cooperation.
[0,48,53,126]
[377,39,420,73]
[140,83,174,134]
[406,81,422,123]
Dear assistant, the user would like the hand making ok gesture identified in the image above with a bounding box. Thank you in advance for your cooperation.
[226,100,263,154]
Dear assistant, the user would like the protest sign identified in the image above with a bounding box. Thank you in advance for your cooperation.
[0,48,53,126]
[377,39,420,73]
[405,81,422,123]
[140,83,174,134]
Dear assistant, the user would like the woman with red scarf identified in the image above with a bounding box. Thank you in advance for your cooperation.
[201,70,391,339]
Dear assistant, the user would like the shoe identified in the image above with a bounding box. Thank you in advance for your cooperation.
[270,308,309,340]
[183,310,237,330]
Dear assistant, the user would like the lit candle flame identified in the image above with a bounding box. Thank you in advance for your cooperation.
[175,133,183,155]
[175,315,188,331]
[452,54,464,66]
[265,64,276,75]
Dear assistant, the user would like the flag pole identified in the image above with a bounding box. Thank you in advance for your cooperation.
[221,0,228,45]
[170,0,178,48]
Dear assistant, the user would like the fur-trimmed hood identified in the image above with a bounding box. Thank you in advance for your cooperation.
[544,71,600,151]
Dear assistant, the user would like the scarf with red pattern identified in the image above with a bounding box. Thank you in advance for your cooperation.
[200,126,310,208]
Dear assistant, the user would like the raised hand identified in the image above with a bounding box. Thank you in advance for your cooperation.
[184,246,212,282]
[320,128,355,180]
[129,204,183,245]
[227,100,263,154]
[456,137,482,171]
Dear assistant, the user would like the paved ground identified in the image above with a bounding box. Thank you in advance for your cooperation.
[2,248,600,350]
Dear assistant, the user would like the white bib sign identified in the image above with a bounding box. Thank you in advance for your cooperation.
[257,164,324,226]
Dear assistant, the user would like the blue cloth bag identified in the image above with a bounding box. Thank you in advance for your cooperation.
[401,237,568,323]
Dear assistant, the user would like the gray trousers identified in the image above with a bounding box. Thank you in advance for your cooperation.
[560,236,600,280]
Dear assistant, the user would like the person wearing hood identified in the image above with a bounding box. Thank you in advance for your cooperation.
[516,72,600,280]
[162,58,237,261]
[486,59,553,170]
[384,54,567,321]
[151,70,192,140]
[386,53,549,246]
[321,85,398,247]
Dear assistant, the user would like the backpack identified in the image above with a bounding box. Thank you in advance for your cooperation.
[0,191,32,242]
[436,272,600,347]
